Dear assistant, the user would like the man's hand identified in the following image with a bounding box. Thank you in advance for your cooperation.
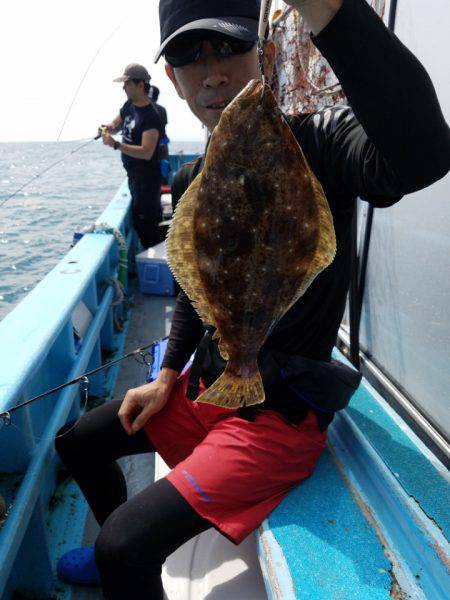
[118,368,178,434]
[102,114,122,135]
[285,0,343,35]
[102,131,116,148]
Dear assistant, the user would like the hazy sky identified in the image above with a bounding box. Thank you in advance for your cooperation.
[1,0,205,142]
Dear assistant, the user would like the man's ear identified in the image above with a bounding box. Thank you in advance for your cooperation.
[165,64,185,100]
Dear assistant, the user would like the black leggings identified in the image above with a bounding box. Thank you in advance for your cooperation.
[55,400,210,599]
[128,172,162,249]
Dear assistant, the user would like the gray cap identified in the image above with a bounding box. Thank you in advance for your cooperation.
[113,63,151,83]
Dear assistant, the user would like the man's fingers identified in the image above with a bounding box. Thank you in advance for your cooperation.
[118,393,139,435]
[119,412,134,435]
[131,403,156,433]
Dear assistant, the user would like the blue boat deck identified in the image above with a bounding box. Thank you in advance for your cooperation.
[49,291,176,600]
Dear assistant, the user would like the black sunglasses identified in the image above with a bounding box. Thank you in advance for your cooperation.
[164,32,256,68]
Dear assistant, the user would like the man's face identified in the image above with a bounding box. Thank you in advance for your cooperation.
[166,39,275,130]
[123,80,141,102]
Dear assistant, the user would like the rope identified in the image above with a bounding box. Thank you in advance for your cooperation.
[74,222,128,288]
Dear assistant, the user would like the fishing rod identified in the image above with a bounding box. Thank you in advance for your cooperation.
[0,338,159,428]
[56,24,121,141]
[1,22,121,209]
[0,130,106,209]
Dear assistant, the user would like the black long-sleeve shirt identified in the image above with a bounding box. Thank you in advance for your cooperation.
[161,0,450,414]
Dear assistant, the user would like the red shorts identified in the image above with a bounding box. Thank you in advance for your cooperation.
[144,369,327,544]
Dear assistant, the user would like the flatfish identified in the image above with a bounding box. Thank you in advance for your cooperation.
[167,79,336,408]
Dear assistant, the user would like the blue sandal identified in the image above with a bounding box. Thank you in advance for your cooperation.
[57,546,101,586]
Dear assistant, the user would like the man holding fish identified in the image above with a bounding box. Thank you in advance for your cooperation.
[55,0,450,597]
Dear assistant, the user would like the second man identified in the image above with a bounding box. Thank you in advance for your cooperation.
[102,63,162,249]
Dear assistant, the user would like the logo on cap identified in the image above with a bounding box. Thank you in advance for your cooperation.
[214,21,249,34]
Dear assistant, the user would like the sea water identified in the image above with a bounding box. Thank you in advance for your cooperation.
[0,140,203,321]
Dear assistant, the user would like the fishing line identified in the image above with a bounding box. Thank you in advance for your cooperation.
[0,135,101,209]
[56,24,121,142]
[0,339,159,441]
[0,23,120,209]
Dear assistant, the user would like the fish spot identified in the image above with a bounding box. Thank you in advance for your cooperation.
[215,217,221,223]
[286,205,292,210]
[304,222,310,228]
[239,175,245,185]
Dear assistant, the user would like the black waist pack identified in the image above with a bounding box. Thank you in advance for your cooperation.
[187,332,362,414]
[186,330,225,399]
[263,350,362,413]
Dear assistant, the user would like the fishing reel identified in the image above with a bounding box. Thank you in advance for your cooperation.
[0,493,6,522]
[0,411,11,429]
[95,125,109,140]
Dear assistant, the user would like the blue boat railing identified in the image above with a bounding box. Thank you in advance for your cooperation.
[0,149,202,598]
[167,152,200,185]
[0,180,133,599]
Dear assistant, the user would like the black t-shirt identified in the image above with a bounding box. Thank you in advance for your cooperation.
[120,100,162,173]
[161,0,450,426]
[154,103,168,139]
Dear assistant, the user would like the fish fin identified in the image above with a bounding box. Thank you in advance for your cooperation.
[196,367,265,408]
[218,339,229,361]
[166,173,218,329]
[212,330,230,360]
[283,148,337,315]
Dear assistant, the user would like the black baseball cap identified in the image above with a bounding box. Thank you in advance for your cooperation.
[154,0,261,63]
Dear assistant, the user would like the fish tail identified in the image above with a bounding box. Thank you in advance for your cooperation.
[197,367,265,409]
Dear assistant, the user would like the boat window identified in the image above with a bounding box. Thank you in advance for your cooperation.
[357,0,450,440]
